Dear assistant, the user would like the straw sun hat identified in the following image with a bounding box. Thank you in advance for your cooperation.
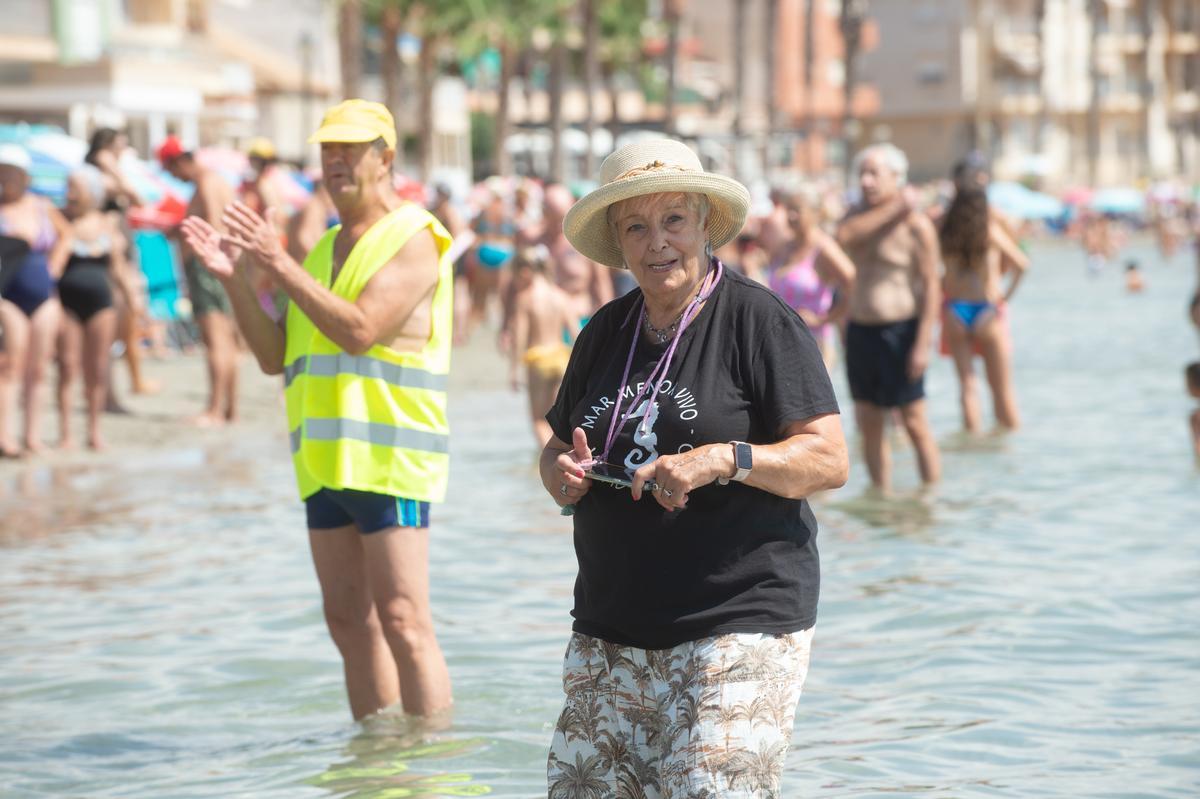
[563,139,750,269]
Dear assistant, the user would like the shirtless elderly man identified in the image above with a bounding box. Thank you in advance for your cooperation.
[837,143,941,491]
[159,136,239,427]
[521,184,613,321]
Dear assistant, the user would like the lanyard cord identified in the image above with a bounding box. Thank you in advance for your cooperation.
[593,258,724,466]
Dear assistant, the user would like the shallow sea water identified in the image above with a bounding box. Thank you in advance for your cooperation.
[1,239,1198,797]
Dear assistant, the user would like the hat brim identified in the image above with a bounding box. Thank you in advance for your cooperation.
[308,125,395,149]
[563,172,750,268]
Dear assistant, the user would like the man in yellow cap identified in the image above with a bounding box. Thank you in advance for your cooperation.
[180,100,455,720]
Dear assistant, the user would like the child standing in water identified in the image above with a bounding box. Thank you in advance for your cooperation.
[508,245,579,447]
[1124,260,1145,293]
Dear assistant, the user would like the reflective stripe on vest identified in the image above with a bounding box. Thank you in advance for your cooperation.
[283,353,449,392]
[290,419,450,454]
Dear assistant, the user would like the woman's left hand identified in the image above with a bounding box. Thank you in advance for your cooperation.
[631,444,732,511]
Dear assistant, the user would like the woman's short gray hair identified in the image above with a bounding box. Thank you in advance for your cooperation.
[852,143,909,186]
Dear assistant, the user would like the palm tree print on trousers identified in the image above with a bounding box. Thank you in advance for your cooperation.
[547,628,814,798]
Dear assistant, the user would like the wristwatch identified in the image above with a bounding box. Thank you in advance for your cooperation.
[718,441,753,485]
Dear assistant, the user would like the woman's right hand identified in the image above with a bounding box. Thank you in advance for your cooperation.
[545,427,593,507]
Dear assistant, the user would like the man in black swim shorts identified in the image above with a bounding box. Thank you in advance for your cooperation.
[836,143,942,491]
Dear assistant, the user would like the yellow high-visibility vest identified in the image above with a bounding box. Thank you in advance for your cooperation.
[283,203,453,502]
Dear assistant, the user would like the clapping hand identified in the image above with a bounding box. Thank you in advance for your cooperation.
[222,201,284,270]
[180,216,241,280]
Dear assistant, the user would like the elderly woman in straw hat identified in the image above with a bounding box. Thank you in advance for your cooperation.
[539,139,848,797]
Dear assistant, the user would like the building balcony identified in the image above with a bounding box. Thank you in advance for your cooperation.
[0,34,58,64]
[993,31,1041,67]
[997,94,1043,115]
[1170,92,1198,114]
[1100,92,1144,113]
[1095,32,1148,55]
[1165,33,1199,53]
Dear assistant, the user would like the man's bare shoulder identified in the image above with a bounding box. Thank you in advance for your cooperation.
[391,224,440,271]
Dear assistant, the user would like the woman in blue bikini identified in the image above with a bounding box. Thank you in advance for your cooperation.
[939,184,1028,433]
[468,186,516,333]
[0,144,71,456]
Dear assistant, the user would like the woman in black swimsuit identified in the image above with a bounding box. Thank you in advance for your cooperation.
[56,166,138,450]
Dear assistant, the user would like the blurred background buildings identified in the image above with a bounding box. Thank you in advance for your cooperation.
[0,0,1195,191]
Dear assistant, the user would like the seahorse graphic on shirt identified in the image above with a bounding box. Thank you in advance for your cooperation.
[623,399,659,471]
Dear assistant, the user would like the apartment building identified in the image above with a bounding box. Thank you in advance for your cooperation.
[861,0,1198,188]
[0,0,337,161]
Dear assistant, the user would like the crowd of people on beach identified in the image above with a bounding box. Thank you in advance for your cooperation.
[2,122,1198,464]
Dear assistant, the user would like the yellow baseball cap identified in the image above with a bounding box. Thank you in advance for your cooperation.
[308,99,397,150]
[247,137,276,160]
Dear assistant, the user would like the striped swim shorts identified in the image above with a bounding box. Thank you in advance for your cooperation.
[305,487,430,533]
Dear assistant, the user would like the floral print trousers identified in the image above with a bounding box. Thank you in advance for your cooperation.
[547,627,815,799]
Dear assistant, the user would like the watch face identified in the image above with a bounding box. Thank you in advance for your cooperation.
[735,442,753,470]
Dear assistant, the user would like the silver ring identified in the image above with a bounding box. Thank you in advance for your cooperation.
[560,484,568,496]
[663,488,674,498]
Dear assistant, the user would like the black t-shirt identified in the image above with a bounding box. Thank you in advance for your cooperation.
[547,268,840,649]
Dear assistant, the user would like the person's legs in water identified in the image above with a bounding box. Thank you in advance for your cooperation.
[22,298,60,452]
[220,315,239,423]
[0,301,31,456]
[363,523,452,717]
[119,298,158,395]
[976,314,1020,431]
[193,310,238,426]
[945,312,982,432]
[855,400,890,491]
[899,398,941,484]
[56,312,83,449]
[83,307,118,449]
[310,523,402,720]
[527,369,560,449]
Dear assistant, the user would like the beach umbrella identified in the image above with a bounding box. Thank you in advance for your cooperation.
[25,149,74,206]
[24,131,86,168]
[987,181,1065,221]
[1089,187,1145,215]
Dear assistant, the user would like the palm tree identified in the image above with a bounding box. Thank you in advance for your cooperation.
[803,0,816,169]
[731,0,747,176]
[548,751,609,799]
[406,0,479,181]
[662,0,684,135]
[722,740,790,795]
[839,0,868,181]
[581,0,600,176]
[731,694,772,730]
[599,0,647,153]
[548,32,568,182]
[339,0,365,98]
[365,0,414,158]
[483,0,561,177]
[764,0,778,174]
[724,638,778,682]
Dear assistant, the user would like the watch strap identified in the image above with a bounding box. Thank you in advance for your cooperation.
[718,440,752,485]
